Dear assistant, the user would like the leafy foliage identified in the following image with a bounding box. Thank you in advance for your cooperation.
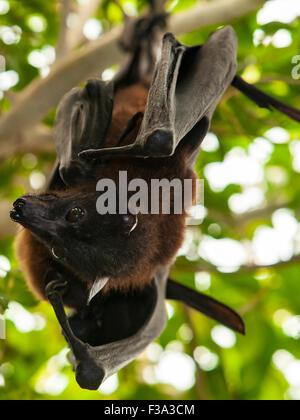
[0,0,300,400]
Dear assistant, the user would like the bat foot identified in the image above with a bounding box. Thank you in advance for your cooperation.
[45,278,68,300]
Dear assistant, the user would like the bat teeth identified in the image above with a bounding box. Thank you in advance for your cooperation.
[87,277,109,304]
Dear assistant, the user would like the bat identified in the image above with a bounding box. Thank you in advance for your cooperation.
[10,12,300,390]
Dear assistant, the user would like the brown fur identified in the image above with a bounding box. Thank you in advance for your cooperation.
[14,82,197,303]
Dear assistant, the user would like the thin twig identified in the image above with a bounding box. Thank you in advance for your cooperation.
[56,0,73,61]
[257,75,300,87]
[173,253,300,275]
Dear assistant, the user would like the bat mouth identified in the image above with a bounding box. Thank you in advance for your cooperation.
[68,280,157,347]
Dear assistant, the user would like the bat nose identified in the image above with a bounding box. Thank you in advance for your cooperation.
[10,195,40,223]
[10,198,26,222]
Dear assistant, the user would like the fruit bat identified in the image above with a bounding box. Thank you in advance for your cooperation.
[10,14,300,390]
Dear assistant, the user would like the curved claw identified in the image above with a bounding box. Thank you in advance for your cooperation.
[45,279,68,299]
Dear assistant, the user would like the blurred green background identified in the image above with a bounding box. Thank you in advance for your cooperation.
[0,0,300,400]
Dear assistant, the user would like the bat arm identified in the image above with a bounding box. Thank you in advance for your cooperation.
[79,128,174,159]
[79,143,144,159]
[45,273,105,390]
[166,278,245,335]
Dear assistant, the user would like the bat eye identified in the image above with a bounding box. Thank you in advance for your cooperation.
[66,207,85,223]
[122,214,138,236]
[52,247,64,260]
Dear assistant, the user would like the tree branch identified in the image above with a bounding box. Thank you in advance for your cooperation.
[0,201,18,238]
[257,75,300,86]
[56,0,73,61]
[0,0,265,145]
[173,254,300,275]
[168,0,264,35]
[0,125,53,161]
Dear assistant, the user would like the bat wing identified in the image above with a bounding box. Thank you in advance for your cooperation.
[166,279,245,335]
[46,266,169,390]
[45,161,65,191]
[79,26,238,162]
[52,79,114,187]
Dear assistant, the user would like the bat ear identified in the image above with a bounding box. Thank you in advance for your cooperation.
[173,117,210,168]
[79,27,238,161]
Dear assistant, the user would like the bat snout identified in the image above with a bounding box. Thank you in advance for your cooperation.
[10,194,52,225]
[145,130,174,156]
[10,198,26,222]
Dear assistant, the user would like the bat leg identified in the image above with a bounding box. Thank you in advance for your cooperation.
[232,75,300,123]
[166,279,245,335]
[45,274,105,390]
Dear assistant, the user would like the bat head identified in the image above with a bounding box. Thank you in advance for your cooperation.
[10,189,143,283]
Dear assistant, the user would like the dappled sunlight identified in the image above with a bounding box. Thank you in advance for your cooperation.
[27,15,47,33]
[273,350,300,399]
[257,0,300,25]
[229,187,265,214]
[204,147,264,192]
[0,255,10,278]
[83,18,103,40]
[0,0,9,15]
[98,374,119,395]
[252,209,299,265]
[201,133,220,153]
[211,326,236,349]
[5,302,46,333]
[154,351,196,391]
[264,127,290,144]
[198,236,247,272]
[194,271,211,291]
[29,171,46,191]
[0,70,19,91]
[289,140,300,173]
[27,46,56,78]
[193,346,219,372]
[0,25,21,45]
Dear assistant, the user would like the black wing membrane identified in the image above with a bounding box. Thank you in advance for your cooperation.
[53,79,114,187]
[232,75,300,123]
[79,26,238,161]
[166,279,245,335]
[46,161,65,191]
